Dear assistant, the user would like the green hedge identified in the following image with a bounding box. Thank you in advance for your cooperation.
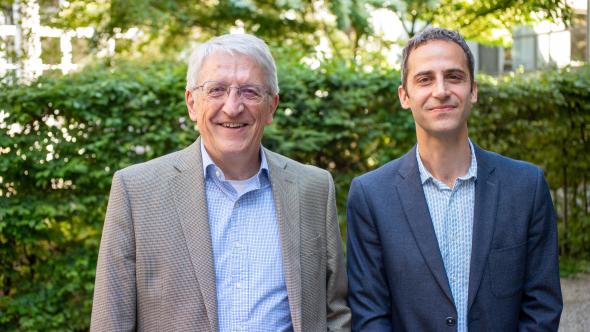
[1,60,589,331]
[472,69,590,259]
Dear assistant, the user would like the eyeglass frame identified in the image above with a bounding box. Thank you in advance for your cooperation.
[192,80,273,105]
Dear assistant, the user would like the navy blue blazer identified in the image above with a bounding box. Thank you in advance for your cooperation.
[346,144,562,331]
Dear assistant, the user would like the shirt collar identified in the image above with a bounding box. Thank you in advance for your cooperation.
[200,139,269,183]
[416,138,478,185]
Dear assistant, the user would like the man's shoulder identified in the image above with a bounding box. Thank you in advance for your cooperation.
[354,148,414,185]
[115,147,189,181]
[264,148,330,181]
[476,146,543,177]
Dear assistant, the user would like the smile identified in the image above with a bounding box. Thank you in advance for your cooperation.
[221,122,246,128]
[428,105,456,111]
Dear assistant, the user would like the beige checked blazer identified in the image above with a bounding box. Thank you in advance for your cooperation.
[90,138,351,331]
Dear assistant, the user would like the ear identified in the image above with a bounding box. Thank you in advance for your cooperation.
[398,85,411,109]
[185,90,199,122]
[265,94,280,125]
[470,80,478,103]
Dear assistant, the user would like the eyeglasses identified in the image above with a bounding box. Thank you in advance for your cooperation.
[194,81,271,105]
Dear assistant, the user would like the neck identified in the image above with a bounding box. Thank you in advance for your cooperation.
[208,148,262,181]
[417,132,471,188]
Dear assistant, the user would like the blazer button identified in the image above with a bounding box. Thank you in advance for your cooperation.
[446,317,456,326]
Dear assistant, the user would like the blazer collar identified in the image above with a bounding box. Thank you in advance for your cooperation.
[467,145,499,312]
[396,144,500,313]
[395,146,455,304]
[170,141,303,332]
[264,148,303,332]
[170,137,218,332]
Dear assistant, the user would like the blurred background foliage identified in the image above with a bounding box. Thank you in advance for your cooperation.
[1,59,589,331]
[0,0,588,330]
[4,0,570,60]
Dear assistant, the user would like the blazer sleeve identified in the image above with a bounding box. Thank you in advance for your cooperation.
[346,178,393,331]
[519,169,563,331]
[325,172,352,331]
[90,171,137,332]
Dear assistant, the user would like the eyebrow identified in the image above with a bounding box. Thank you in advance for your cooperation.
[445,68,468,76]
[412,68,468,79]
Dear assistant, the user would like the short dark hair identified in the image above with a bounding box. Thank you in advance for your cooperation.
[401,27,475,91]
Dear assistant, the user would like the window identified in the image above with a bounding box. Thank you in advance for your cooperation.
[41,37,61,64]
[571,12,588,62]
[512,26,538,71]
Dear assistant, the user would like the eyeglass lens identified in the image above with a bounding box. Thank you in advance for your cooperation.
[202,82,266,104]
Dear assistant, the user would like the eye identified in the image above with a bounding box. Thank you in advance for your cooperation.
[446,72,465,82]
[239,86,263,100]
[206,84,227,97]
[416,76,432,85]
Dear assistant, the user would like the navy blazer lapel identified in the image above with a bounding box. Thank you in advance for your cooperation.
[169,138,218,332]
[396,147,454,304]
[467,146,499,312]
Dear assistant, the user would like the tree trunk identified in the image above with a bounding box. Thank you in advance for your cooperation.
[584,174,588,215]
[562,164,568,256]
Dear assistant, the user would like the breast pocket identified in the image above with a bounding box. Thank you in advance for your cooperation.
[302,233,322,257]
[488,242,527,298]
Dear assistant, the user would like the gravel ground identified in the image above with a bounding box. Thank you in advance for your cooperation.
[559,273,590,332]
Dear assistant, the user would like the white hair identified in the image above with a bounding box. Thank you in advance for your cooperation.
[185,34,279,95]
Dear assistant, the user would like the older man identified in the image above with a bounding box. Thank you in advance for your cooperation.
[347,28,562,331]
[91,34,350,331]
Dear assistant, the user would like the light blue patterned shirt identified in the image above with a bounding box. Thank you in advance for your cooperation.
[416,140,477,332]
[201,142,293,332]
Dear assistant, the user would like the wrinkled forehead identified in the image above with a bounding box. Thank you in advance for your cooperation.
[199,50,265,79]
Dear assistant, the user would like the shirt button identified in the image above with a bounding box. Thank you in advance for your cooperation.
[235,202,240,208]
[215,170,221,178]
[236,282,242,289]
[446,317,456,326]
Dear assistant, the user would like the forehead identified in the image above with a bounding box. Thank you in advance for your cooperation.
[199,51,264,81]
[406,40,469,75]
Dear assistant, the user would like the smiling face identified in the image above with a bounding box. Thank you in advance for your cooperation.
[398,40,477,141]
[185,51,279,169]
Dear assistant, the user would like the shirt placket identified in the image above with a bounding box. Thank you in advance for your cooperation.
[450,180,468,332]
[228,192,248,331]
[440,185,453,278]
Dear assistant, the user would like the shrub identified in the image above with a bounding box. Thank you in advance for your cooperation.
[1,60,588,330]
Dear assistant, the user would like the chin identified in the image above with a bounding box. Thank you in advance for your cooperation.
[222,143,254,155]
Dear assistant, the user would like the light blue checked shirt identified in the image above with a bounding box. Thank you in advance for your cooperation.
[201,142,293,332]
[416,139,477,332]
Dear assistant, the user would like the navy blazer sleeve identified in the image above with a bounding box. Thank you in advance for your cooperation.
[347,177,393,330]
[519,169,562,331]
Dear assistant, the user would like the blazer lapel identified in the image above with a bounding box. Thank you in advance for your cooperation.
[467,146,499,312]
[265,149,302,332]
[396,147,455,304]
[169,138,218,332]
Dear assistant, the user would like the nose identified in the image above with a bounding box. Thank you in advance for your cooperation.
[221,87,244,117]
[432,77,450,99]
